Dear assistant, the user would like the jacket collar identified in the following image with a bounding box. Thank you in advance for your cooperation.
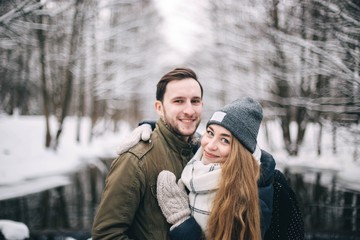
[156,119,199,159]
[258,149,276,186]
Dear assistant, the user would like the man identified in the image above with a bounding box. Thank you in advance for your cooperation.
[92,68,204,240]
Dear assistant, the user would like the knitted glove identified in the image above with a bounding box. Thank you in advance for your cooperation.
[157,170,191,230]
[116,124,152,155]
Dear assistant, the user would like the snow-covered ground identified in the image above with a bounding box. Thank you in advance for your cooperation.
[1,113,359,195]
[0,113,130,200]
[260,120,360,192]
[0,220,29,240]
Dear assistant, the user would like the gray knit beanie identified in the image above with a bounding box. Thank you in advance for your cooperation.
[206,97,263,154]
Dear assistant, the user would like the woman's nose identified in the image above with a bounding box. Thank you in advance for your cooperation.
[206,138,218,150]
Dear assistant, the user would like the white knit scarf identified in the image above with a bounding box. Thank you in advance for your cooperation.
[181,147,221,232]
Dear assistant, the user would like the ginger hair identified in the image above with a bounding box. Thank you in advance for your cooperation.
[206,138,261,240]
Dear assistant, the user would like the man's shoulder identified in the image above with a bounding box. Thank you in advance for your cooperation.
[129,128,171,156]
[128,140,154,159]
[110,140,154,169]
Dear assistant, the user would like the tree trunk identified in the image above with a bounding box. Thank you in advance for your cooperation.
[53,0,83,150]
[89,13,99,143]
[270,0,294,155]
[76,58,85,143]
[76,8,86,143]
[332,124,337,154]
[317,123,322,156]
[36,1,52,148]
[295,0,310,151]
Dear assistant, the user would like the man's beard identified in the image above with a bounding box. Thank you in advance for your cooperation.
[161,115,199,139]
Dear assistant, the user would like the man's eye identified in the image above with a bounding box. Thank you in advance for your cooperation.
[174,100,184,103]
[192,99,202,104]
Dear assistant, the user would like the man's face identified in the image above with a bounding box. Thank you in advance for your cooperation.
[155,78,203,141]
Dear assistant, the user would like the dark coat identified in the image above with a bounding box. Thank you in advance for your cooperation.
[264,169,305,240]
[258,150,276,238]
[92,119,198,240]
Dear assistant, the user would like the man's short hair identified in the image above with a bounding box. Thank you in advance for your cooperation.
[156,68,203,102]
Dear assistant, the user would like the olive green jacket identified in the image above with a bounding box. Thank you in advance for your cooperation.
[92,119,199,240]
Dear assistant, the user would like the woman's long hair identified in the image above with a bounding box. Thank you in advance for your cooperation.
[206,138,261,240]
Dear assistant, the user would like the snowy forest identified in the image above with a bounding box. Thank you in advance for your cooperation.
[1,0,359,157]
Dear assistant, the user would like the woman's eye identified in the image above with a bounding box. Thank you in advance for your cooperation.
[206,130,214,137]
[221,138,230,144]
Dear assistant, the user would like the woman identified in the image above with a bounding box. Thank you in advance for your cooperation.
[157,97,275,240]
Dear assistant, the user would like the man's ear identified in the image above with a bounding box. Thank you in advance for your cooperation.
[155,100,163,116]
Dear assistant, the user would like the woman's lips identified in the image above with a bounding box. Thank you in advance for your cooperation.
[204,150,218,159]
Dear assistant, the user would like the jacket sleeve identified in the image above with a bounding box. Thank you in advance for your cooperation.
[138,120,156,130]
[92,153,145,240]
[169,217,203,240]
[258,150,276,239]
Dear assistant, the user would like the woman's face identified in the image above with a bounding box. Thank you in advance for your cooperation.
[201,124,232,165]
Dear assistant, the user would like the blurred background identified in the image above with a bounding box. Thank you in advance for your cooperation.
[0,0,359,239]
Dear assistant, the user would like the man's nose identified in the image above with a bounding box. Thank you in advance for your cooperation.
[183,101,195,115]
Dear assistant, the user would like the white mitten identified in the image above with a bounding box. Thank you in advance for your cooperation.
[116,124,152,155]
[157,170,191,230]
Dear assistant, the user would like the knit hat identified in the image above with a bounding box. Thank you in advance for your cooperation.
[206,97,263,156]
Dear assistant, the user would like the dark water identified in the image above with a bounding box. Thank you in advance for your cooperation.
[0,159,359,240]
[0,160,108,240]
[282,167,360,240]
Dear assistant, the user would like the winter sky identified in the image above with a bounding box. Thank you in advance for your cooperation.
[154,0,212,59]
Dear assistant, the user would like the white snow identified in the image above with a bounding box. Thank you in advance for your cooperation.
[0,220,29,240]
[0,114,128,197]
